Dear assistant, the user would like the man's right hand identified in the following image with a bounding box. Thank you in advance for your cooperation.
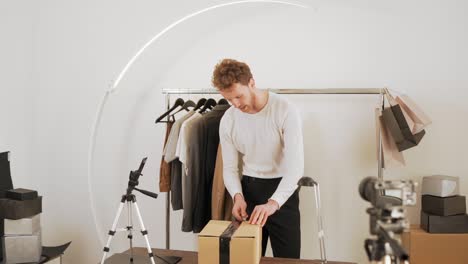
[232,193,248,221]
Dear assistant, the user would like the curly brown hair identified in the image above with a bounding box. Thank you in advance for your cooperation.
[211,59,253,90]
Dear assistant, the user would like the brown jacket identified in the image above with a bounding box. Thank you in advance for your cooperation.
[211,144,233,220]
[159,121,173,192]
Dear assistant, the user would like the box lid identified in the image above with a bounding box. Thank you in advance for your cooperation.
[233,222,260,238]
[199,220,259,238]
[199,220,231,237]
[423,175,459,181]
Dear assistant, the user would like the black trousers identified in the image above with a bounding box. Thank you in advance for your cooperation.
[241,175,301,259]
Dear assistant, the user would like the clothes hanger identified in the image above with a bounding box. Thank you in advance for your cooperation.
[217,98,229,105]
[194,98,207,111]
[198,98,217,113]
[155,98,184,123]
[172,99,196,115]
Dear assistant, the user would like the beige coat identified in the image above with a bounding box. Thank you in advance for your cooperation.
[211,144,233,220]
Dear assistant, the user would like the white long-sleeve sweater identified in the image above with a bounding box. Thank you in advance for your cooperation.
[219,91,304,207]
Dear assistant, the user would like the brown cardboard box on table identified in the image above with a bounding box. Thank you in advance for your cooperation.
[402,226,468,264]
[198,220,261,264]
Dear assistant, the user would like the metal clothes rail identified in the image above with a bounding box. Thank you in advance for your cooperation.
[160,88,386,249]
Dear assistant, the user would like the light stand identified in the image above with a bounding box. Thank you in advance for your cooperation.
[297,177,327,263]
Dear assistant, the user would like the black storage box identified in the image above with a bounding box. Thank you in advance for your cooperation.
[422,195,466,216]
[0,196,42,220]
[421,211,468,233]
[6,188,38,201]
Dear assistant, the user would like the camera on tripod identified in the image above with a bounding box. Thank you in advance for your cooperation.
[124,157,158,200]
[359,177,417,264]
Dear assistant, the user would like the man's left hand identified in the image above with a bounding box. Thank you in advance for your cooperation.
[249,200,279,227]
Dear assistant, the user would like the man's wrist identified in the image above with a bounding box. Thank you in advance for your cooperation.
[267,199,280,211]
[234,193,244,202]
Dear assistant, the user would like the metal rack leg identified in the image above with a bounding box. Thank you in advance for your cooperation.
[166,192,170,249]
[165,93,171,250]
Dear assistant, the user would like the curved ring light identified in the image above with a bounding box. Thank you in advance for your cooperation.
[88,0,308,246]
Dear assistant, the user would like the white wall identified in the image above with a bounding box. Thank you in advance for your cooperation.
[1,0,468,263]
[0,0,35,188]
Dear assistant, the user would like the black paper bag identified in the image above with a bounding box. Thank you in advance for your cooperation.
[0,151,13,198]
[382,106,426,151]
[0,152,12,260]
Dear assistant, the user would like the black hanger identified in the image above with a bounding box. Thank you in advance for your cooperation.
[194,98,207,111]
[198,98,217,113]
[218,98,229,105]
[155,98,184,123]
[172,99,196,115]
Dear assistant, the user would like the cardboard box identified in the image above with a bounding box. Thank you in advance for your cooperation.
[198,220,261,264]
[422,175,459,197]
[0,196,42,220]
[2,231,42,263]
[402,226,468,264]
[420,211,468,233]
[422,195,466,216]
[4,213,41,235]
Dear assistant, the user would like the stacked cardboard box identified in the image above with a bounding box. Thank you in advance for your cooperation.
[420,175,468,233]
[0,152,68,263]
[1,188,43,263]
[402,175,468,264]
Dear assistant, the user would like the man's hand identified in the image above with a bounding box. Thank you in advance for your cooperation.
[232,193,248,221]
[249,199,279,227]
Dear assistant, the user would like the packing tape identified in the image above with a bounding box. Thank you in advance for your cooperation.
[219,220,241,264]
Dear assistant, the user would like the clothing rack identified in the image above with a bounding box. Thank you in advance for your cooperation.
[161,88,386,249]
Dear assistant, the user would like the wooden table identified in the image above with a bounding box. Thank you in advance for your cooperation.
[126,248,355,264]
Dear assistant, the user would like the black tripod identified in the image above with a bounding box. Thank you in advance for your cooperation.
[100,158,179,264]
[364,208,410,264]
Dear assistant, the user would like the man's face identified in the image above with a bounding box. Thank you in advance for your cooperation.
[219,79,255,113]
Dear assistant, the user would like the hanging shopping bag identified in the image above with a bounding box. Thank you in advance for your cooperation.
[385,89,416,134]
[395,94,432,134]
[376,108,406,168]
[382,89,426,152]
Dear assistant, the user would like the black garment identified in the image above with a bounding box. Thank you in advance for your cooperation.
[0,151,13,261]
[188,105,230,233]
[170,159,183,210]
[241,175,301,259]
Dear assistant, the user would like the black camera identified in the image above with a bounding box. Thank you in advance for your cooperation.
[127,157,147,191]
[359,177,416,263]
[125,157,158,200]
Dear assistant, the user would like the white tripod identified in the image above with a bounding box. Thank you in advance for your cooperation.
[100,157,163,264]
[100,193,156,264]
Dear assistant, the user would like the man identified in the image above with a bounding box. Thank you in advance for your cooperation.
[212,59,304,258]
